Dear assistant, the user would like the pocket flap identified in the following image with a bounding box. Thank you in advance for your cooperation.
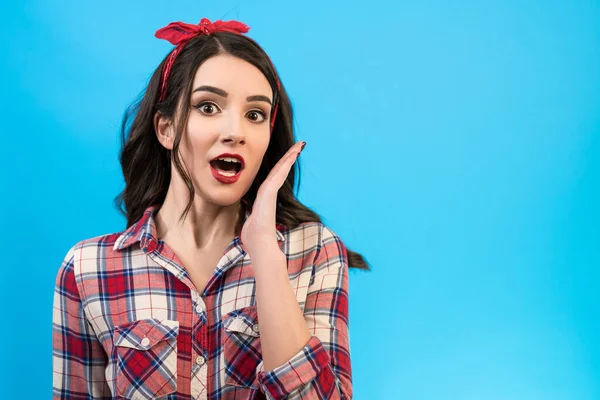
[224,306,260,337]
[114,318,180,350]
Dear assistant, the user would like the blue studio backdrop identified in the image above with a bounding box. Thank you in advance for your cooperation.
[1,0,599,398]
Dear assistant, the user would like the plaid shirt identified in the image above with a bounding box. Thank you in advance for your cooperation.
[52,204,353,399]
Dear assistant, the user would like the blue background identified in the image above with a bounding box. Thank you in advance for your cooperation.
[1,0,599,398]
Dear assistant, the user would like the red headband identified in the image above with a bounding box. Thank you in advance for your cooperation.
[155,18,281,132]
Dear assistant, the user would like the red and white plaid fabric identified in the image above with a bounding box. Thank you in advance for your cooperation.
[52,204,353,399]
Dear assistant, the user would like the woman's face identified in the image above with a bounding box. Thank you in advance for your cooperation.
[166,54,273,207]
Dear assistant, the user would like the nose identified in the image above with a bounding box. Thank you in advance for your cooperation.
[220,114,246,145]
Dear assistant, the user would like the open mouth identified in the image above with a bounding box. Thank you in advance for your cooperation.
[209,156,243,177]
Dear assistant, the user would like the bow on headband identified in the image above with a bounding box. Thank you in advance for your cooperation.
[155,18,250,45]
[155,18,280,132]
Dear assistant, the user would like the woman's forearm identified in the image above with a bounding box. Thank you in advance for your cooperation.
[251,245,312,371]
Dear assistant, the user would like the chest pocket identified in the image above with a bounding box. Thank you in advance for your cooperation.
[113,318,180,399]
[222,305,262,389]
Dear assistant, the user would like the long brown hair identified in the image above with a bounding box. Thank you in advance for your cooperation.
[113,31,370,271]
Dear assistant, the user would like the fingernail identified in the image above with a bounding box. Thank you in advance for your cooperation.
[301,141,306,151]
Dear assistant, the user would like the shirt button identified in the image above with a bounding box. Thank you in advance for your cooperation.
[252,324,260,333]
[195,304,204,313]
[141,337,150,346]
[195,355,206,365]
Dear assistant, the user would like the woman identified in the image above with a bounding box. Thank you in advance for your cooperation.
[52,17,369,400]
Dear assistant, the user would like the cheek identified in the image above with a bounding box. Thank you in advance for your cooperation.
[180,129,213,169]
[249,137,271,171]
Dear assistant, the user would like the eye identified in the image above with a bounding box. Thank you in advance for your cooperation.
[195,101,221,116]
[246,110,267,123]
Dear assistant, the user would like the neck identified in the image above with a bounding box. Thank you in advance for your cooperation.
[154,178,243,251]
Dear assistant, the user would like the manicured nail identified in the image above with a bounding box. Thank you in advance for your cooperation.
[301,141,306,151]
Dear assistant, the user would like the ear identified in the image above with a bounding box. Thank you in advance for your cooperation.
[154,111,174,150]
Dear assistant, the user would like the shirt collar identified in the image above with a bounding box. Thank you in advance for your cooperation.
[113,204,286,251]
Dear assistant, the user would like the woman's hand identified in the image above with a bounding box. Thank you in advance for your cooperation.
[240,140,306,259]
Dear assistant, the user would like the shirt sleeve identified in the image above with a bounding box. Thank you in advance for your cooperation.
[256,225,353,399]
[52,245,112,399]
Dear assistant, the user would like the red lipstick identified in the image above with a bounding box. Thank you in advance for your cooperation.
[209,153,245,184]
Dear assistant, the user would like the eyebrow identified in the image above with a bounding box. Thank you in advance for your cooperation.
[192,85,272,105]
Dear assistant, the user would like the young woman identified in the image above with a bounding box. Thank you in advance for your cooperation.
[52,17,369,400]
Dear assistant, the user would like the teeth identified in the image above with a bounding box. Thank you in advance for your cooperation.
[217,170,237,177]
[216,157,241,163]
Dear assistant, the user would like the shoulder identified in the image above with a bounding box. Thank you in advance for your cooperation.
[78,231,125,249]
[284,220,345,245]
[61,230,125,261]
[57,230,127,280]
[282,221,347,264]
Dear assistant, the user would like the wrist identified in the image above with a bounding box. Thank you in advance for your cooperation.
[248,245,286,273]
[247,243,283,261]
[244,238,279,257]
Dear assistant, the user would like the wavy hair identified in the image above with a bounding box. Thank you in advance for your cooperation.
[113,32,369,271]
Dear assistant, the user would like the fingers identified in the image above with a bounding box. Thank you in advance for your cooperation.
[280,140,306,169]
[278,140,304,163]
[268,141,304,177]
[260,141,306,196]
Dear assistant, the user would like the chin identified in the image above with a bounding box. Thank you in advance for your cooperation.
[205,182,251,205]
[195,169,256,206]
[203,192,242,207]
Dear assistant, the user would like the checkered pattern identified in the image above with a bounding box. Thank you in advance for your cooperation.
[114,318,179,398]
[52,204,353,399]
